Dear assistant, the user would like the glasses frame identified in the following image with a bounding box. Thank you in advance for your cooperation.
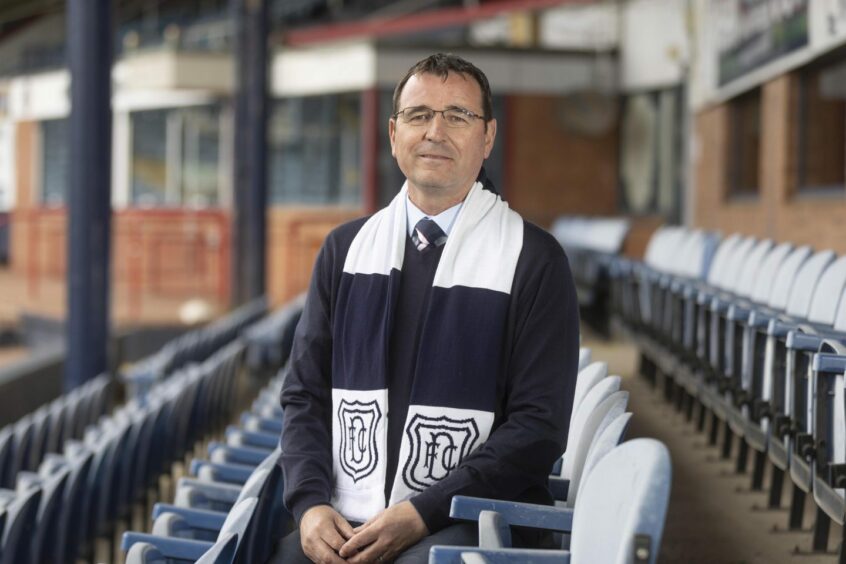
[391,106,486,128]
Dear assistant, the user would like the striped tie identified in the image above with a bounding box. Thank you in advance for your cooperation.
[412,218,447,252]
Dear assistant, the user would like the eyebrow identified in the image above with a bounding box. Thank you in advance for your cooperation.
[403,104,475,112]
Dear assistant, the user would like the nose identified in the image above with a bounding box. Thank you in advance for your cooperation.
[423,112,448,142]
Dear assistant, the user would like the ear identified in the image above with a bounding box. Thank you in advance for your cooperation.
[389,118,397,158]
[483,118,497,159]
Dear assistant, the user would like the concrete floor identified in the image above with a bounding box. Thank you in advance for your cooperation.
[584,335,843,564]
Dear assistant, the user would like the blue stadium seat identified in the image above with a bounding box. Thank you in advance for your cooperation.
[0,484,42,564]
[18,462,70,563]
[0,428,12,489]
[431,438,672,564]
[122,496,258,564]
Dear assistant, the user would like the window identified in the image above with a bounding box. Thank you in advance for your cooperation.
[795,58,846,193]
[726,88,761,198]
[269,93,361,206]
[41,118,69,206]
[130,106,221,207]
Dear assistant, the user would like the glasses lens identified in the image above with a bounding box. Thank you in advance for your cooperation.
[402,108,433,124]
[442,109,472,127]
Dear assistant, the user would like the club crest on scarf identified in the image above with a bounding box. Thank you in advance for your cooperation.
[338,399,382,482]
[401,414,480,492]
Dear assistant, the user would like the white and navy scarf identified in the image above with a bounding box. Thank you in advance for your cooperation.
[330,180,524,522]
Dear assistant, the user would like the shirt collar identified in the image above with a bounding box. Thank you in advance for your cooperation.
[406,195,463,238]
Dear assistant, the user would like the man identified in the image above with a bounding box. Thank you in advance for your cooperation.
[274,53,579,563]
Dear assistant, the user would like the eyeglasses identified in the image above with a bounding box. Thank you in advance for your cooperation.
[392,106,485,128]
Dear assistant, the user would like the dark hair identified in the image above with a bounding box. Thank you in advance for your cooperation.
[392,53,493,122]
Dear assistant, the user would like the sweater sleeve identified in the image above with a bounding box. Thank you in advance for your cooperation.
[409,233,580,532]
[279,240,336,524]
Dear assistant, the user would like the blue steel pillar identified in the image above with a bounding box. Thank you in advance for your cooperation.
[231,0,268,305]
[65,0,113,390]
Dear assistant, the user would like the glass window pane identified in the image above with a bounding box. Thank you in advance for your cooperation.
[797,60,846,191]
[181,106,220,207]
[41,118,68,206]
[131,109,169,206]
[131,105,222,208]
[727,88,761,197]
[269,93,362,206]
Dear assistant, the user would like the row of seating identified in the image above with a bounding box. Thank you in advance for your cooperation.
[111,296,305,563]
[119,341,673,564]
[552,216,630,337]
[0,373,111,488]
[428,347,672,563]
[122,297,268,399]
[606,225,845,559]
[121,367,289,563]
[0,338,246,564]
[243,294,304,377]
[0,293,305,563]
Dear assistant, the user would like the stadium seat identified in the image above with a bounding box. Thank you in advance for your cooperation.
[122,497,258,564]
[431,438,672,564]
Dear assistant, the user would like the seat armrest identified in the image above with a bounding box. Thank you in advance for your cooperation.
[429,546,571,564]
[727,304,751,322]
[812,352,846,375]
[151,504,227,531]
[190,459,253,485]
[547,477,569,501]
[748,311,773,329]
[121,532,213,560]
[449,496,573,532]
[767,319,795,338]
[786,331,823,352]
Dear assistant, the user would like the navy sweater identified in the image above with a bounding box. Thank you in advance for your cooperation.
[279,217,579,533]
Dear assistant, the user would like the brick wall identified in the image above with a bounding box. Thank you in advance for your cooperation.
[693,73,846,251]
[267,207,362,305]
[505,95,619,228]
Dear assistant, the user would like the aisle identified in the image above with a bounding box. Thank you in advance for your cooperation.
[583,335,841,564]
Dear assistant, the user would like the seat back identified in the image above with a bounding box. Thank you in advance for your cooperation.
[26,464,71,564]
[197,532,239,564]
[239,450,285,563]
[53,443,94,564]
[784,250,835,318]
[705,234,741,286]
[718,236,757,292]
[643,227,681,271]
[674,230,710,278]
[570,362,608,428]
[767,245,812,311]
[217,496,259,562]
[0,485,42,564]
[0,427,12,489]
[571,439,672,564]
[561,376,621,479]
[582,412,633,480]
[10,415,35,477]
[749,242,794,305]
[834,375,845,475]
[565,391,629,507]
[805,255,846,324]
[735,239,774,298]
[577,348,591,373]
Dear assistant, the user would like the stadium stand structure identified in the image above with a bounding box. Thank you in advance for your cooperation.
[555,218,845,562]
[0,295,303,563]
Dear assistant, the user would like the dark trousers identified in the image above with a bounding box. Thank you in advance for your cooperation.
[266,522,478,564]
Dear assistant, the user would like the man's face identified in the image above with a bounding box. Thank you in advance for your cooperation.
[389,72,497,202]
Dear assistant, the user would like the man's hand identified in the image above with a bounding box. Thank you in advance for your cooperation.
[338,501,429,563]
[300,505,355,564]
